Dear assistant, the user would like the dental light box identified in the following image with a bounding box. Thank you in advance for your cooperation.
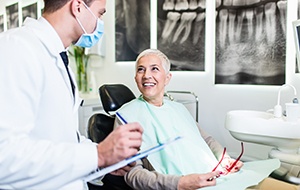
[292,19,300,72]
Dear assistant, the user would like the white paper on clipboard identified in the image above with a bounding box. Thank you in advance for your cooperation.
[84,136,182,183]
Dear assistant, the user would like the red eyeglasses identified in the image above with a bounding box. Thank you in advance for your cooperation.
[212,142,244,173]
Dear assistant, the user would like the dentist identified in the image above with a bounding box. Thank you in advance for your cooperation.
[0,0,143,189]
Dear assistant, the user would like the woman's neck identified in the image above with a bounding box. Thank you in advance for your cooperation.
[142,95,163,107]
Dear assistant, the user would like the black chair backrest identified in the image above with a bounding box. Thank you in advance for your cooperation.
[87,114,115,143]
[88,83,136,142]
[99,84,136,115]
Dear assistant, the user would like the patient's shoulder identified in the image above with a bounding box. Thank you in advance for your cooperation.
[165,99,187,109]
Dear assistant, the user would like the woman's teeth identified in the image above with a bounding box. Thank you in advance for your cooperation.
[143,83,155,86]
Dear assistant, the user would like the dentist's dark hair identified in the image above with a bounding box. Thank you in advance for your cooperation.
[43,0,95,13]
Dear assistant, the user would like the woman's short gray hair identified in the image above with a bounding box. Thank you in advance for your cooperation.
[135,49,171,73]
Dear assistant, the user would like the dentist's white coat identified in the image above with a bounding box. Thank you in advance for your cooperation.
[0,18,98,189]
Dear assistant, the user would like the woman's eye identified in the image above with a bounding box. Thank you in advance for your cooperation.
[152,67,159,71]
[137,68,145,72]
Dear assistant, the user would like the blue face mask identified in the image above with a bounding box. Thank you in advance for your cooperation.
[75,2,104,48]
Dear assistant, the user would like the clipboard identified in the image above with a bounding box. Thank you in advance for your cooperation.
[84,136,182,183]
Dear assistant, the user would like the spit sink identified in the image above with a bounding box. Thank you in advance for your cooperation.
[225,110,300,153]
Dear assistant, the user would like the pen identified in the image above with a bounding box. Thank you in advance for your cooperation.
[116,112,128,124]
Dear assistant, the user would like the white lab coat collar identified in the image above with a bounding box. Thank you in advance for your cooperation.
[23,17,82,109]
[24,17,65,55]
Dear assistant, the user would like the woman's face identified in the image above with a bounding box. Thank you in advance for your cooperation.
[135,54,172,106]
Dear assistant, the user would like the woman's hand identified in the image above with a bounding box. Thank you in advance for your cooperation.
[110,162,137,176]
[221,158,243,174]
[177,171,220,190]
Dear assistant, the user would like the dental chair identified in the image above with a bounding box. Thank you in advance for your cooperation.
[87,84,136,190]
[87,83,300,189]
[88,84,136,142]
[86,84,199,189]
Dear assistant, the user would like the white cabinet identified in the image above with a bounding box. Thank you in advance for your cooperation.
[78,95,105,137]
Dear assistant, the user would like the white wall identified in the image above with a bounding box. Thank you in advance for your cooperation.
[1,0,300,159]
[94,0,300,159]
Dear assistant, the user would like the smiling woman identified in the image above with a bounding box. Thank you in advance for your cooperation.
[134,49,172,106]
[114,49,300,190]
[114,49,242,189]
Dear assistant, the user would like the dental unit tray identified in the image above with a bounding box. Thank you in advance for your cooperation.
[84,136,182,183]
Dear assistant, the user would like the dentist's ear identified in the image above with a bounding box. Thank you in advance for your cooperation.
[70,0,83,16]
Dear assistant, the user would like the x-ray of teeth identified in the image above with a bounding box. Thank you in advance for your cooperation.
[22,3,38,23]
[299,0,300,19]
[157,0,206,71]
[0,15,3,32]
[115,0,150,62]
[215,0,286,85]
[6,3,19,30]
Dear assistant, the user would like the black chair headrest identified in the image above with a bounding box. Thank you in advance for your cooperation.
[99,84,136,115]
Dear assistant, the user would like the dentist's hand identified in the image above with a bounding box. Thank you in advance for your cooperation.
[97,122,143,167]
[177,171,220,190]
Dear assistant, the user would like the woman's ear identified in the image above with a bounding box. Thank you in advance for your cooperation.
[165,72,172,86]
